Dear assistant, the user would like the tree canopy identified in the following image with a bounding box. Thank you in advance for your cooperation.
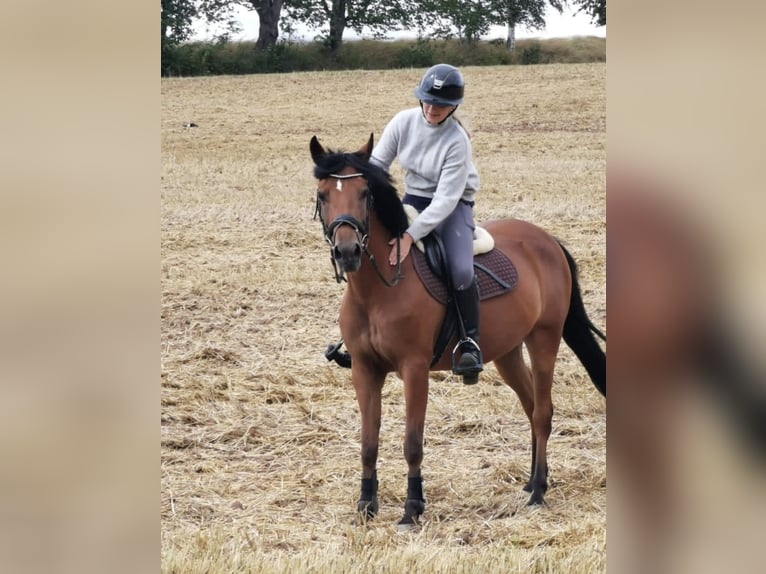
[162,0,606,56]
[161,0,242,48]
[413,0,566,49]
[573,0,605,26]
[282,0,414,53]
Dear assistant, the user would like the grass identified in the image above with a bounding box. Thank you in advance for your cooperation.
[161,63,605,572]
[162,37,606,76]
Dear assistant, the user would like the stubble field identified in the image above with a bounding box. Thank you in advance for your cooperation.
[161,63,605,573]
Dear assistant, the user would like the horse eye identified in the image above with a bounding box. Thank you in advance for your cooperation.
[316,190,328,202]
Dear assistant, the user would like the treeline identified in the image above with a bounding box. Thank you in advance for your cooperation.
[161,36,605,77]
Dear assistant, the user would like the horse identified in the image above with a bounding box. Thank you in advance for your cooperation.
[310,134,605,528]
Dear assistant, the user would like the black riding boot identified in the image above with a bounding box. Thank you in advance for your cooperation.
[453,279,483,385]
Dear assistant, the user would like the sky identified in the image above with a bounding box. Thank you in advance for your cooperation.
[191,5,605,42]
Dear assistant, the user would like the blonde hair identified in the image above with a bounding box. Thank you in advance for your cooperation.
[452,112,472,139]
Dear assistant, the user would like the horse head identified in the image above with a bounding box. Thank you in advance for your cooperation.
[311,135,375,279]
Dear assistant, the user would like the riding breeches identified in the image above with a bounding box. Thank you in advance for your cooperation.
[403,194,476,291]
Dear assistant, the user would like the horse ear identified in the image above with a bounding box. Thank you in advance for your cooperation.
[358,133,374,160]
[310,136,326,165]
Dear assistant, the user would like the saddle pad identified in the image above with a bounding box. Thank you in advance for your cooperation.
[412,247,519,305]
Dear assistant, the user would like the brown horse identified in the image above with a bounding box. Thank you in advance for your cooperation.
[311,134,605,528]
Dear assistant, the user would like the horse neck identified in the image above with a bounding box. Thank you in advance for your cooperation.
[346,211,403,298]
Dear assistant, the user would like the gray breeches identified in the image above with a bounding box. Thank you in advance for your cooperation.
[403,195,476,291]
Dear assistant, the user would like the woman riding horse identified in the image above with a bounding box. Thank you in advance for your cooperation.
[311,103,605,529]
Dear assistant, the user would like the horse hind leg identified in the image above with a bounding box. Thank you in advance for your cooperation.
[493,346,537,493]
[523,327,560,506]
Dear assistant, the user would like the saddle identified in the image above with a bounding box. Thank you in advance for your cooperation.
[325,208,519,369]
[412,234,518,368]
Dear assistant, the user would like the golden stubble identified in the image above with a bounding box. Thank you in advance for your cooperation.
[162,63,605,573]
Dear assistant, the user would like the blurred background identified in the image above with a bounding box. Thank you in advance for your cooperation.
[608,2,765,572]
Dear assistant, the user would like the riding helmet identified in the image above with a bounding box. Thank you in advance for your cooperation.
[413,64,465,106]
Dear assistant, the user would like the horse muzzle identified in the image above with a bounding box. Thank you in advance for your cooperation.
[327,215,367,274]
[332,239,363,273]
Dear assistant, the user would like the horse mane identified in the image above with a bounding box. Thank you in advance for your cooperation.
[313,149,409,236]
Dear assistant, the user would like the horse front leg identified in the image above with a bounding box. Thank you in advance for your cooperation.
[352,362,384,519]
[398,363,430,529]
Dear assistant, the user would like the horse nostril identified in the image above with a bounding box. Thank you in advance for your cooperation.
[333,242,361,270]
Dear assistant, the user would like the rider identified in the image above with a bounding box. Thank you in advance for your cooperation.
[370,63,483,384]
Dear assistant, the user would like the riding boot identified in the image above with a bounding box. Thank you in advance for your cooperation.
[453,279,483,385]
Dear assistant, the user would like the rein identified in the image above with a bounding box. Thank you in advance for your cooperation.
[315,172,404,287]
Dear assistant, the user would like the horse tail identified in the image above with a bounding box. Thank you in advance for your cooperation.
[558,242,606,397]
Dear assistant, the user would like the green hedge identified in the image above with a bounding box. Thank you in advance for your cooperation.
[161,37,605,77]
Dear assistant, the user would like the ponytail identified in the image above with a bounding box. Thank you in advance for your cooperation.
[452,112,471,139]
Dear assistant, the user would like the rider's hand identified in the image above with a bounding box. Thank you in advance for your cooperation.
[389,233,413,266]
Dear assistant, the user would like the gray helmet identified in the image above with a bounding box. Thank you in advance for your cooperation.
[413,64,465,106]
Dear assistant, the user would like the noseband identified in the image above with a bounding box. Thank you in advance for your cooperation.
[315,172,403,287]
[316,172,369,252]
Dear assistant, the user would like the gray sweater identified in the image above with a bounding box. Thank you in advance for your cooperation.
[370,107,480,242]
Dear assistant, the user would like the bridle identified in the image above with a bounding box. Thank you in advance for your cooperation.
[314,172,403,287]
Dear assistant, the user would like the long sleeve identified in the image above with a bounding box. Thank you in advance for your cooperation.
[405,137,471,241]
[368,107,479,241]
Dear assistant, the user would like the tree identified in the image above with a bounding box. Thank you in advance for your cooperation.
[162,0,202,75]
[161,0,199,51]
[241,0,285,50]
[415,0,565,50]
[415,0,492,44]
[282,0,413,53]
[161,0,242,75]
[573,0,605,26]
[162,0,284,53]
[161,0,241,49]
[501,0,565,51]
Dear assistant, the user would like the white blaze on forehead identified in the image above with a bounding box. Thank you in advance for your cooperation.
[336,179,342,191]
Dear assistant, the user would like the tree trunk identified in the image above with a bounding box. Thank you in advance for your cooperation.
[160,0,171,51]
[328,0,346,54]
[255,0,283,50]
[506,19,516,52]
[161,20,169,51]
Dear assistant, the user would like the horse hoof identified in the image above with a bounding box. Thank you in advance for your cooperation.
[526,493,546,507]
[357,497,379,520]
[396,517,420,533]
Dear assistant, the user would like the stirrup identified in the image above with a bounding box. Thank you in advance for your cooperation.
[451,337,483,382]
[325,340,352,368]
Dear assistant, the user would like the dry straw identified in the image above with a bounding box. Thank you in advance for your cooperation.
[162,63,605,573]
